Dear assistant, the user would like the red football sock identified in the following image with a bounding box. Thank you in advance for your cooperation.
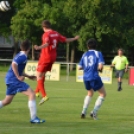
[35,85,39,93]
[38,77,47,97]
[35,76,45,93]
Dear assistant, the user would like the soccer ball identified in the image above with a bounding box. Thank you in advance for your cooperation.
[0,1,11,12]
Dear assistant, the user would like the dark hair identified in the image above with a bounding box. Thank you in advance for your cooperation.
[87,38,97,49]
[118,48,124,53]
[20,40,31,51]
[42,20,51,28]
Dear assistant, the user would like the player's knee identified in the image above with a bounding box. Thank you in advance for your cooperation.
[36,72,44,80]
[101,90,106,97]
[99,87,106,98]
[27,88,35,99]
[30,92,36,100]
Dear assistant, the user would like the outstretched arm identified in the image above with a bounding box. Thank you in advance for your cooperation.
[22,73,37,80]
[34,43,49,50]
[66,35,79,43]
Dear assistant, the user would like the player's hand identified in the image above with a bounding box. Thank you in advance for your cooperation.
[78,67,83,70]
[34,45,40,50]
[17,76,25,81]
[125,68,128,73]
[98,69,103,73]
[28,75,37,81]
[74,35,80,40]
[110,65,114,70]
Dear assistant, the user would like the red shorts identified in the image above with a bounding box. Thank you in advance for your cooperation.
[37,62,53,72]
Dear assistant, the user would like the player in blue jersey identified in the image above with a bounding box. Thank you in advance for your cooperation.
[79,38,106,120]
[0,40,45,123]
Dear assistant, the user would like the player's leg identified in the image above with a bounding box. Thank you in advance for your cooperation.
[116,70,122,91]
[35,85,40,97]
[36,71,49,104]
[118,76,122,91]
[81,81,93,118]
[90,78,106,120]
[118,70,125,91]
[36,71,47,97]
[91,86,106,119]
[22,87,45,123]
[36,63,53,105]
[35,62,47,98]
[37,72,49,105]
[0,83,16,108]
[0,95,14,108]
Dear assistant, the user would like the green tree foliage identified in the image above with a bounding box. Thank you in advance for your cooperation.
[11,1,45,44]
[79,0,134,51]
[1,0,134,54]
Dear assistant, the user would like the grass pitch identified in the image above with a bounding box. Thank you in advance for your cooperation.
[0,73,134,134]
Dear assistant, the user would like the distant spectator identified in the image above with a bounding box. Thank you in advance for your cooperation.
[111,48,129,91]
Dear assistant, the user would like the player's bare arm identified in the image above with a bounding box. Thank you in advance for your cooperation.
[34,43,49,50]
[66,35,80,43]
[22,73,37,80]
[98,63,103,72]
[12,62,25,81]
[125,64,129,72]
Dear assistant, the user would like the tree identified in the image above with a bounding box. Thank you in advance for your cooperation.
[78,0,134,51]
[11,1,45,59]
[63,0,86,70]
[10,0,134,65]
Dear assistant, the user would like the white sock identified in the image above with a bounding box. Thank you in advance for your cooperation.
[28,100,37,120]
[82,96,91,114]
[0,101,3,108]
[93,96,104,114]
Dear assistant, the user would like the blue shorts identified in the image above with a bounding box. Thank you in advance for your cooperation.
[6,81,30,95]
[84,77,103,91]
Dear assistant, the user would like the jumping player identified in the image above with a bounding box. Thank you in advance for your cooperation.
[34,20,79,105]
[0,40,45,123]
[79,38,106,120]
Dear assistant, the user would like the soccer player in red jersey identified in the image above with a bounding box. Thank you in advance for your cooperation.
[34,20,79,105]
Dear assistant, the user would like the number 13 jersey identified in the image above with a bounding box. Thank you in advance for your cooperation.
[79,50,105,81]
[39,30,66,63]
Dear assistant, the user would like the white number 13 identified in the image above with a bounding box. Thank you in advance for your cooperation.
[84,56,94,67]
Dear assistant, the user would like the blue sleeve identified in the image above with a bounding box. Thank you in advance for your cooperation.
[13,55,27,65]
[99,52,105,64]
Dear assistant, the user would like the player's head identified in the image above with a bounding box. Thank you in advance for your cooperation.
[42,20,51,29]
[87,38,97,50]
[118,48,124,55]
[20,40,31,51]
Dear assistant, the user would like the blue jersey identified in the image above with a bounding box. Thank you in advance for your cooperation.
[79,50,105,81]
[5,51,27,84]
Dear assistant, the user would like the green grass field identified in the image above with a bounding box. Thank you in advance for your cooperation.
[0,72,134,134]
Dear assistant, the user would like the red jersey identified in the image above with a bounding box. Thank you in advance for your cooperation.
[39,30,66,63]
